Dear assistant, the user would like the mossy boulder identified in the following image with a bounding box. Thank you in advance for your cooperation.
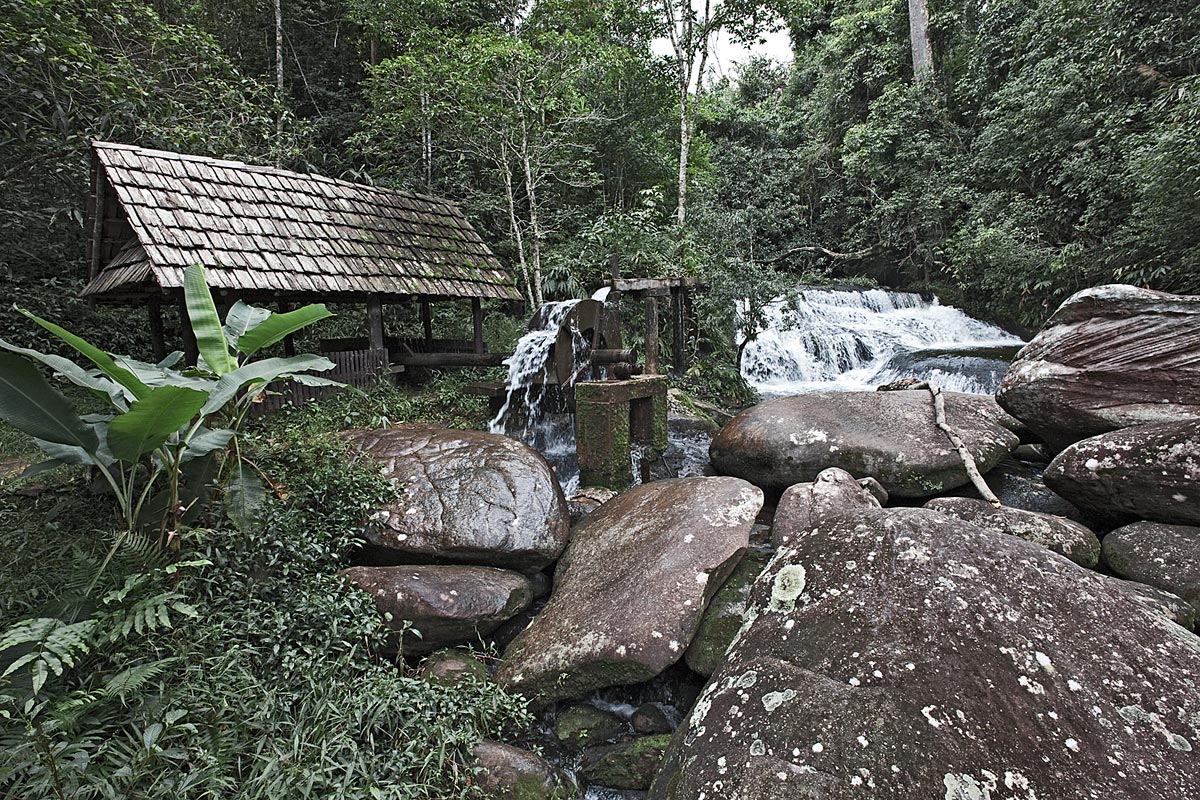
[555,704,624,749]
[579,734,673,790]
[472,740,577,799]
[1104,521,1200,607]
[924,497,1101,567]
[683,548,771,677]
[418,648,490,685]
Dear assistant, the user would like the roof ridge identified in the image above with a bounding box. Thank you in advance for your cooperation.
[90,141,459,208]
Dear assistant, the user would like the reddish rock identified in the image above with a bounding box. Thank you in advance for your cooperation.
[997,285,1200,450]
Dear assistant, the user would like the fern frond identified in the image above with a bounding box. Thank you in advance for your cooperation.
[0,617,98,693]
[103,658,178,701]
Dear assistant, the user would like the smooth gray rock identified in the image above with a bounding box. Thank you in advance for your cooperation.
[710,391,1018,497]
[496,477,762,706]
[924,497,1101,567]
[1104,522,1200,607]
[345,425,569,572]
[340,565,532,656]
[997,285,1200,450]
[556,704,625,749]
[649,508,1200,800]
[1044,420,1200,527]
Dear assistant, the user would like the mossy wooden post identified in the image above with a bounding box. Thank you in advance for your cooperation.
[471,298,485,354]
[179,297,199,364]
[147,296,166,362]
[420,296,433,345]
[645,296,659,375]
[576,376,668,489]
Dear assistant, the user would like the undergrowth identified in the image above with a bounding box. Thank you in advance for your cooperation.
[0,385,531,799]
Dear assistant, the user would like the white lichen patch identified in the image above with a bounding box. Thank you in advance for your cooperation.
[761,689,796,712]
[769,564,807,613]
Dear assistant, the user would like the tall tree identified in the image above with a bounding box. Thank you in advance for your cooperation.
[907,0,932,82]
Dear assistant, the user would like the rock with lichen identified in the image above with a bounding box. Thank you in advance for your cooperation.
[709,391,1017,497]
[1104,521,1200,607]
[924,496,1100,567]
[649,507,1200,800]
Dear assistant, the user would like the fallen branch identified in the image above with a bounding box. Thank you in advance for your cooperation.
[756,244,879,265]
[879,379,1002,507]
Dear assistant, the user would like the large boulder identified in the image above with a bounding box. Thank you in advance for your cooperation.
[709,391,1017,497]
[496,477,762,706]
[1044,420,1200,527]
[344,425,569,572]
[924,497,1100,567]
[340,565,532,656]
[997,285,1200,450]
[1104,522,1200,607]
[649,508,1200,800]
[580,734,673,791]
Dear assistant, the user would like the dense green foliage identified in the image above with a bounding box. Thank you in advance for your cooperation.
[0,389,528,798]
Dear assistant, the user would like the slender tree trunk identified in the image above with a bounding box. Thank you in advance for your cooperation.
[274,0,285,162]
[676,86,689,231]
[500,144,534,307]
[908,0,933,83]
[518,104,544,306]
[420,90,432,191]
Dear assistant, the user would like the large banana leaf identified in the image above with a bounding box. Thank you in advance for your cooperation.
[108,385,209,463]
[200,354,335,415]
[236,304,333,356]
[180,427,235,463]
[183,265,238,375]
[19,310,150,400]
[0,353,98,452]
[225,459,267,532]
[223,301,272,348]
[0,337,125,406]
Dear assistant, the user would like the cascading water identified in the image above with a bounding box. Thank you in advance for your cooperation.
[740,287,1023,395]
[489,300,586,493]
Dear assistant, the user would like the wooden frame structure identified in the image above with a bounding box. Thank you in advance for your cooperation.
[81,142,520,371]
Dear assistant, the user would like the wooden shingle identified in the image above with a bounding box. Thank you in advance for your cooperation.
[82,142,519,301]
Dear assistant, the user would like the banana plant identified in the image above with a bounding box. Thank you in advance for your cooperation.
[0,264,341,553]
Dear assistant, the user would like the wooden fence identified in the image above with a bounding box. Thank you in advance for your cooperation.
[252,348,388,415]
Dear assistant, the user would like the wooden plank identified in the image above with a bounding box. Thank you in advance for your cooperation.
[645,296,659,375]
[671,287,685,377]
[89,161,107,281]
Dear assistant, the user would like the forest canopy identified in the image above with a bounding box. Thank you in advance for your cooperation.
[2,0,1198,343]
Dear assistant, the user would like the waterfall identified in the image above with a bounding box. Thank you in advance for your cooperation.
[489,300,585,492]
[740,287,1023,395]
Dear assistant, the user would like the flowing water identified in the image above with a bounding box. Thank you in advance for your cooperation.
[489,299,585,492]
[740,287,1023,395]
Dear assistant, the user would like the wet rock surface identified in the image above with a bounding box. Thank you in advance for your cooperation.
[997,284,1200,450]
[1044,420,1200,527]
[947,456,1087,522]
[580,734,673,791]
[1104,522,1200,607]
[472,740,577,799]
[496,477,762,706]
[556,704,624,749]
[344,425,569,572]
[649,507,1200,800]
[339,565,532,656]
[709,391,1017,497]
[924,496,1101,567]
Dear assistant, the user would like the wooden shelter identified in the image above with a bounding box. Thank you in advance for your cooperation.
[81,141,520,368]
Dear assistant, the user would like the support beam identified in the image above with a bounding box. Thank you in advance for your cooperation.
[471,298,485,354]
[670,287,685,377]
[419,296,433,345]
[148,297,166,362]
[179,297,199,365]
[88,164,107,281]
[644,296,659,375]
[367,295,386,372]
[278,300,296,356]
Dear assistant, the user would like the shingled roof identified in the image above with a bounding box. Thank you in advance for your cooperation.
[82,142,520,301]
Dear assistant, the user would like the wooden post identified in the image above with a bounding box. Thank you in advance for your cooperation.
[367,296,386,366]
[148,297,166,362]
[670,287,686,377]
[278,300,296,356]
[179,297,199,365]
[644,296,659,375]
[419,296,433,345]
[471,298,485,354]
[88,162,107,282]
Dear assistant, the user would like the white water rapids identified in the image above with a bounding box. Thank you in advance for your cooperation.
[740,287,1023,396]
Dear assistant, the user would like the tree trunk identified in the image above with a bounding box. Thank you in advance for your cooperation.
[518,115,544,307]
[500,145,534,308]
[274,0,285,159]
[908,0,933,83]
[676,87,689,231]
